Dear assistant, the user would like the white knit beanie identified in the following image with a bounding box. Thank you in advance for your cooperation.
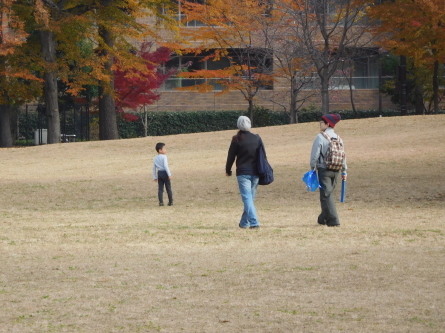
[237,116,251,131]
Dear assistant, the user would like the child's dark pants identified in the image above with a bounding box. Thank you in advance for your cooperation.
[157,170,173,204]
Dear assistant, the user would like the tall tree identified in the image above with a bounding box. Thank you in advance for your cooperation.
[15,0,177,142]
[368,0,445,114]
[178,0,276,125]
[261,5,316,123]
[88,0,178,140]
[13,0,97,144]
[0,0,42,147]
[114,43,173,136]
[33,0,65,144]
[277,0,374,114]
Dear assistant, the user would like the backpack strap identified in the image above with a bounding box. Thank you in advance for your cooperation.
[321,131,331,142]
[320,132,329,159]
[322,131,340,142]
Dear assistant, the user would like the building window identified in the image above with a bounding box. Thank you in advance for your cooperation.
[324,48,382,90]
[159,0,206,27]
[162,49,273,91]
[162,53,230,90]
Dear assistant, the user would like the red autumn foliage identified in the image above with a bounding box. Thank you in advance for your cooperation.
[114,43,174,121]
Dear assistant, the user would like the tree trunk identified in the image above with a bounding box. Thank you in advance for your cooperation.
[320,76,330,115]
[0,104,13,147]
[99,86,118,140]
[432,60,439,114]
[98,26,119,140]
[348,69,356,114]
[143,106,148,137]
[40,30,61,144]
[248,99,254,126]
[289,78,297,124]
[289,100,297,124]
[414,82,424,115]
[399,55,408,116]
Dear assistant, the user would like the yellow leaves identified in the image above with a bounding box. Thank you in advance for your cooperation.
[173,0,277,97]
[180,0,272,46]
[2,71,43,82]
[34,0,51,28]
[0,1,28,56]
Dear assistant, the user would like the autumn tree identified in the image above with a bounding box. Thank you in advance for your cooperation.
[5,0,98,144]
[368,0,445,113]
[115,44,172,112]
[0,0,42,147]
[82,0,178,140]
[177,0,276,125]
[260,6,317,123]
[10,0,177,143]
[276,0,374,114]
[114,43,173,135]
[31,0,123,142]
[32,0,66,144]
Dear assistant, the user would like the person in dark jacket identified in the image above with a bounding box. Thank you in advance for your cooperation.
[226,116,262,229]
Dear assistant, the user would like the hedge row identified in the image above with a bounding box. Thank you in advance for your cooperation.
[117,108,431,138]
[17,107,443,141]
[130,107,288,137]
[297,108,410,123]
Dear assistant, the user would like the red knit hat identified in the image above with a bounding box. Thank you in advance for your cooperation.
[321,113,341,128]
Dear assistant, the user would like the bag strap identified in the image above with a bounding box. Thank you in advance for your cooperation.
[257,134,262,146]
[322,131,341,142]
[321,131,331,142]
[257,134,267,159]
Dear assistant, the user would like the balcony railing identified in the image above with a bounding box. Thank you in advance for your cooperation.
[302,76,392,90]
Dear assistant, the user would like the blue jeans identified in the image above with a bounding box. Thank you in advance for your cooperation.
[236,175,260,228]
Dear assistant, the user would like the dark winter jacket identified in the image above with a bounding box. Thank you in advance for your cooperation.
[226,131,261,176]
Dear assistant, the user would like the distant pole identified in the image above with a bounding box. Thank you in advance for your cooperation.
[378,55,383,114]
[399,55,407,116]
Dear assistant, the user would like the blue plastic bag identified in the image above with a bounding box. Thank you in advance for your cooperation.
[302,170,320,192]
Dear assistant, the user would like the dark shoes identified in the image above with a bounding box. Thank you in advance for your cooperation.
[159,202,164,206]
[168,202,173,206]
[318,217,339,227]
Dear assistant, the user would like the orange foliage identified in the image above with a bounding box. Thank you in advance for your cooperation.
[0,0,28,56]
[368,0,445,65]
[0,0,42,105]
[176,0,276,97]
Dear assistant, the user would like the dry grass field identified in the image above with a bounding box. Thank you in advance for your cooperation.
[0,115,444,333]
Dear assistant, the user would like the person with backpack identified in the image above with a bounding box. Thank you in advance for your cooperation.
[310,114,347,227]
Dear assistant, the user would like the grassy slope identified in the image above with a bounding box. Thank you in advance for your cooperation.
[0,115,444,332]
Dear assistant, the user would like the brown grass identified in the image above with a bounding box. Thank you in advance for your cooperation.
[1,115,444,332]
